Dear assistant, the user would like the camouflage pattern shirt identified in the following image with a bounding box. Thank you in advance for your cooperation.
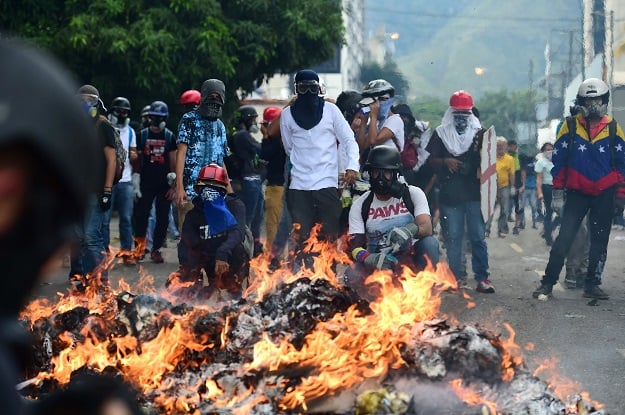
[177,110,229,199]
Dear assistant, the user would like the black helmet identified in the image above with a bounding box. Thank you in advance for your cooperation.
[111,96,131,111]
[0,38,100,315]
[335,90,362,121]
[362,79,395,98]
[365,145,402,170]
[236,105,258,123]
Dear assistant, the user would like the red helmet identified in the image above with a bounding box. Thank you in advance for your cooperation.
[196,164,229,189]
[262,106,282,123]
[449,90,473,111]
[180,89,201,105]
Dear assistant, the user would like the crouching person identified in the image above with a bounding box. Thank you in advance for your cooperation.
[171,164,250,299]
[343,146,439,300]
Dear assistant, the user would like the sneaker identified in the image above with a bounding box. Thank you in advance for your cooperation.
[498,232,507,238]
[150,250,164,264]
[512,227,519,235]
[476,279,495,293]
[582,286,609,300]
[532,283,553,299]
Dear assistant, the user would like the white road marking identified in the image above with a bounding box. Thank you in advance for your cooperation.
[509,243,523,253]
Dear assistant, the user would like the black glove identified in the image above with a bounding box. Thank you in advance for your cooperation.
[100,191,112,211]
[616,196,625,210]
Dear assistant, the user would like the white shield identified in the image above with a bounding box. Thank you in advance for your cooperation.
[480,126,497,222]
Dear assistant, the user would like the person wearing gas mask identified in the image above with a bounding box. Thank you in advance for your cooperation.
[535,142,555,246]
[533,78,625,301]
[175,79,230,229]
[0,38,100,415]
[279,69,359,267]
[344,146,439,301]
[426,90,494,293]
[133,100,177,264]
[171,164,249,299]
[103,97,138,265]
[230,105,265,256]
[69,84,117,287]
[356,79,404,153]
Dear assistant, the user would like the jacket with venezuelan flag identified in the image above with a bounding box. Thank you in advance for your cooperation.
[552,114,625,198]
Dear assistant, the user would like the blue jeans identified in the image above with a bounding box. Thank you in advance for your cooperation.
[71,195,107,276]
[271,191,293,259]
[521,186,538,226]
[440,201,489,282]
[239,177,264,240]
[103,181,134,251]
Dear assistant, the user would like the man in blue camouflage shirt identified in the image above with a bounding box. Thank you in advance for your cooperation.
[175,79,230,227]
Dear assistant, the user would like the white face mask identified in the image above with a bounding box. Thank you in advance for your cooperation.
[544,150,553,161]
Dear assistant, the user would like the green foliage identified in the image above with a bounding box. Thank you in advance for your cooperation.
[360,61,410,99]
[0,0,344,123]
[409,96,447,125]
[476,89,538,140]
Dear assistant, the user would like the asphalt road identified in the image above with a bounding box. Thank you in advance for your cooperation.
[30,214,625,413]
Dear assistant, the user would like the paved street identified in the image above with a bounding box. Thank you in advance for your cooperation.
[30,214,625,413]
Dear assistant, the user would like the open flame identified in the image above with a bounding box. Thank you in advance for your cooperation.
[20,231,602,414]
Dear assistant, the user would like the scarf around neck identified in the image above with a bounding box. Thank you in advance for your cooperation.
[435,107,481,156]
[290,94,325,130]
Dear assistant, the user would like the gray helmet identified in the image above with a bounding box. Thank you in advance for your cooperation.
[141,105,150,117]
[362,79,395,98]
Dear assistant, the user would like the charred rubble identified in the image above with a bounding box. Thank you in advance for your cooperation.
[21,277,605,414]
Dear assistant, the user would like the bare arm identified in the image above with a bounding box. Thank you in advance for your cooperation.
[536,172,543,199]
[415,213,433,238]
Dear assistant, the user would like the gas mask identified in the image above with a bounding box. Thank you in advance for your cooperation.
[248,121,260,134]
[198,98,223,121]
[583,101,607,120]
[370,168,401,196]
[109,109,129,127]
[149,116,166,130]
[82,101,98,118]
[453,113,469,134]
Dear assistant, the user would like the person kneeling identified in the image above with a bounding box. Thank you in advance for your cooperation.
[171,164,250,299]
[344,146,439,301]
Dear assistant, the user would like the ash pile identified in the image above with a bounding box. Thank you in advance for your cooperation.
[20,277,605,415]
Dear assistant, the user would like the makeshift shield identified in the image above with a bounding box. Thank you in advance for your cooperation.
[480,126,497,222]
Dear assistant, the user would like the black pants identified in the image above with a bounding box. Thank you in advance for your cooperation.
[287,187,341,251]
[134,185,170,251]
[543,188,616,287]
[542,184,554,243]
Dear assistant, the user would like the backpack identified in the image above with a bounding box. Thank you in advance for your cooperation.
[97,116,127,185]
[360,183,415,226]
[391,135,419,171]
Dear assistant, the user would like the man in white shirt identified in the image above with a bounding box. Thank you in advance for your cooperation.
[103,96,138,264]
[345,146,439,300]
[280,69,359,262]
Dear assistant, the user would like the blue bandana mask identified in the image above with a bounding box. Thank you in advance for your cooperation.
[200,187,237,237]
[378,97,395,125]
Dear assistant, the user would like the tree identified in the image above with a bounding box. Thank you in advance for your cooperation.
[359,61,410,100]
[476,89,538,140]
[0,0,344,121]
[409,96,447,125]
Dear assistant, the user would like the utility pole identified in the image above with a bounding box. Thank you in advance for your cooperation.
[580,0,585,80]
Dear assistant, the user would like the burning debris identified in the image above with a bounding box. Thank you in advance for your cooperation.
[19,248,606,415]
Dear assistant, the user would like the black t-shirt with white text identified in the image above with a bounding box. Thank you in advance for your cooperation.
[138,128,177,188]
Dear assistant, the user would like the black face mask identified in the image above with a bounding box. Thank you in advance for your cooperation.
[453,114,469,134]
[198,99,223,121]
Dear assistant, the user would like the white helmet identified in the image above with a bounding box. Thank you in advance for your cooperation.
[577,78,609,99]
[576,78,609,118]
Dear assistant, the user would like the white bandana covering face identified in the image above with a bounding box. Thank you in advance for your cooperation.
[435,107,481,156]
